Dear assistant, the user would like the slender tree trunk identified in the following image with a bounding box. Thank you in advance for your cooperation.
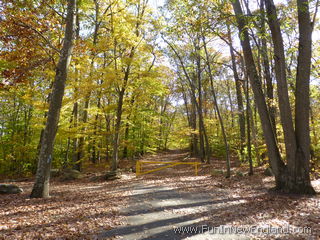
[180,83,193,152]
[227,27,245,162]
[194,37,210,162]
[239,57,253,171]
[105,113,111,162]
[112,89,125,171]
[64,104,77,167]
[111,45,133,171]
[310,107,318,145]
[76,97,89,171]
[202,35,230,176]
[232,0,286,187]
[77,0,100,169]
[92,90,102,163]
[30,0,76,198]
[72,102,78,166]
[123,96,135,158]
[245,79,253,175]
[190,97,198,156]
[123,121,130,158]
[164,38,204,158]
[260,0,276,132]
[71,3,80,169]
[226,78,234,128]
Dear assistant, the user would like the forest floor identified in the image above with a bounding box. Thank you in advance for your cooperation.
[0,150,320,239]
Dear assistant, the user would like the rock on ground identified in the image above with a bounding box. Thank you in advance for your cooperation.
[0,184,23,194]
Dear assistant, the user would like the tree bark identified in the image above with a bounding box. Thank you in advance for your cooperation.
[194,39,210,162]
[30,0,76,198]
[233,0,315,194]
[232,0,285,187]
[292,0,315,193]
[260,1,276,133]
[227,26,245,161]
[264,0,296,169]
[202,35,230,177]
[112,88,125,171]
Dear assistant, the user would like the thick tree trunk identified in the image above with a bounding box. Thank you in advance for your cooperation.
[264,0,296,168]
[30,0,76,198]
[234,0,315,194]
[291,0,315,194]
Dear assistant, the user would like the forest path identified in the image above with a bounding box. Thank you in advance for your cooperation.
[99,183,249,240]
[1,151,319,239]
[99,150,250,239]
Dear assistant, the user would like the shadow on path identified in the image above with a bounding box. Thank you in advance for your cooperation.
[98,184,250,240]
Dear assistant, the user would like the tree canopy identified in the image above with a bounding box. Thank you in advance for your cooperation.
[0,0,319,197]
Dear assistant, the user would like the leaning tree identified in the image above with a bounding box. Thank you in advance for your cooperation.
[232,0,316,194]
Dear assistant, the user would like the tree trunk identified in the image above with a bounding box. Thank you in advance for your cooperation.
[227,26,245,162]
[71,7,80,169]
[123,96,135,158]
[234,0,315,194]
[76,97,89,171]
[192,37,210,162]
[112,89,125,171]
[72,102,78,166]
[190,96,198,156]
[291,0,315,194]
[76,0,100,169]
[30,0,76,198]
[264,0,296,168]
[105,113,111,162]
[232,0,285,187]
[260,0,276,132]
[245,78,253,175]
[202,35,230,176]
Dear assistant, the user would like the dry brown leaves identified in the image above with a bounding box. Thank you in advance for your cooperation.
[1,150,319,240]
[0,174,135,240]
[135,151,320,240]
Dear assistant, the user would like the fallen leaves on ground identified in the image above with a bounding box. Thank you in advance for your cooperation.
[1,150,319,240]
[133,150,320,240]
[0,175,134,239]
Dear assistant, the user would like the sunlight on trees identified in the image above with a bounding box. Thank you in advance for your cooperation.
[0,0,319,197]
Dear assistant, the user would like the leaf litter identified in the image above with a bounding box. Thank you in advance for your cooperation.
[1,150,319,239]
